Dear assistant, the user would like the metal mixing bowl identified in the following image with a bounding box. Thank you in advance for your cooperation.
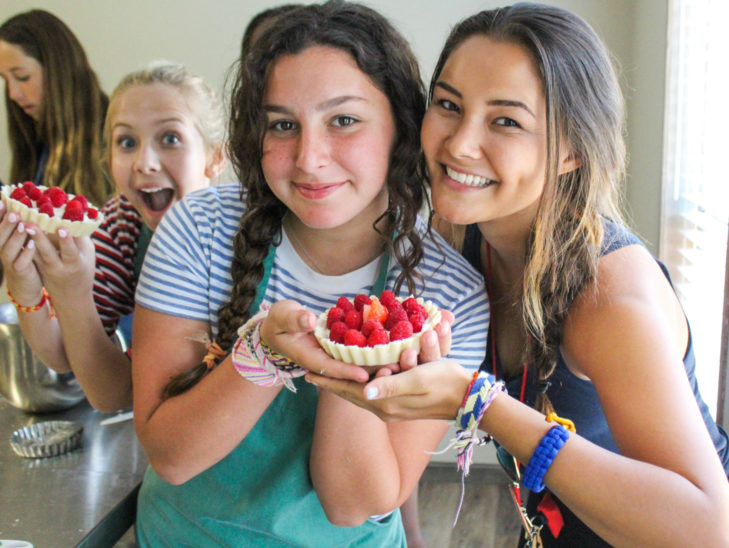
[0,302,126,413]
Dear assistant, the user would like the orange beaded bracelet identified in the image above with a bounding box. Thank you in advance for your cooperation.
[7,287,54,316]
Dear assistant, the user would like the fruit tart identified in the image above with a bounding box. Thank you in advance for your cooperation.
[314,290,442,365]
[1,181,103,237]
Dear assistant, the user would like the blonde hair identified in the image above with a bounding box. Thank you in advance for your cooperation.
[103,62,225,167]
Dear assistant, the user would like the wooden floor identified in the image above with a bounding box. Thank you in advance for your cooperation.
[416,463,523,548]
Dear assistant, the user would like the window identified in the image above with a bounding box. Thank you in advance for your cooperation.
[659,0,729,418]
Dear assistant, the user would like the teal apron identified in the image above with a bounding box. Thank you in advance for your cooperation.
[136,244,404,547]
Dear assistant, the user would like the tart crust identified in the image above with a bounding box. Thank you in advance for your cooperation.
[1,185,103,237]
[314,297,442,365]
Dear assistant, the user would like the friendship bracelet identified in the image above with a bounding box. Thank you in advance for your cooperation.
[442,371,504,525]
[522,425,570,493]
[7,287,55,317]
[231,310,306,392]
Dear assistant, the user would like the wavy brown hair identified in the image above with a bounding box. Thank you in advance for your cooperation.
[430,3,626,413]
[0,9,113,205]
[164,0,428,398]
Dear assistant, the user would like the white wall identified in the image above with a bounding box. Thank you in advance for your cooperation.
[0,0,666,251]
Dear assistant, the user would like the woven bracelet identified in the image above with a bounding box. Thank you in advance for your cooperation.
[231,311,306,392]
[7,287,55,317]
[522,425,570,493]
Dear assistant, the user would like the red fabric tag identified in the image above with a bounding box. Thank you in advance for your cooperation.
[537,492,564,538]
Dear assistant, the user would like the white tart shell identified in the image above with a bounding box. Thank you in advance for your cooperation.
[1,185,104,237]
[314,297,442,365]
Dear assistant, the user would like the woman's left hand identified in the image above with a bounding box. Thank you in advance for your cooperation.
[259,299,371,383]
[30,227,96,304]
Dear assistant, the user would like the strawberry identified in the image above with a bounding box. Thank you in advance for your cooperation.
[384,307,408,330]
[343,329,367,347]
[379,290,398,309]
[409,312,424,333]
[389,320,414,341]
[327,307,346,328]
[38,202,55,217]
[354,294,371,312]
[62,207,84,221]
[344,309,362,331]
[363,296,388,324]
[329,321,348,343]
[361,319,384,338]
[336,296,354,312]
[86,207,99,220]
[367,329,389,347]
[10,188,26,201]
[45,187,68,207]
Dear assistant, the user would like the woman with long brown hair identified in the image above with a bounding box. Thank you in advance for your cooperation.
[0,9,112,205]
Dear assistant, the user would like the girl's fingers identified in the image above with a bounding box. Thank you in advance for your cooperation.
[434,317,453,357]
[417,330,441,363]
[28,226,62,264]
[264,300,317,335]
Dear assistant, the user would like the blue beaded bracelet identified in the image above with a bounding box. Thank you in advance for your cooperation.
[522,425,570,492]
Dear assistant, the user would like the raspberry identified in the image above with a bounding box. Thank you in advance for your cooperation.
[389,320,414,341]
[363,296,388,323]
[25,184,43,202]
[62,207,84,221]
[409,312,424,333]
[36,195,52,207]
[367,329,389,347]
[361,319,384,338]
[354,294,371,312]
[10,188,26,201]
[18,196,32,208]
[336,296,354,312]
[67,197,86,211]
[327,307,346,328]
[87,207,99,220]
[45,187,68,207]
[38,202,55,217]
[384,307,408,330]
[379,290,398,309]
[329,321,348,343]
[343,329,367,347]
[21,181,37,193]
[402,297,420,314]
[344,309,362,330]
[72,195,88,210]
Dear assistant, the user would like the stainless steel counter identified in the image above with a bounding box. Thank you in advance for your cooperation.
[0,399,148,547]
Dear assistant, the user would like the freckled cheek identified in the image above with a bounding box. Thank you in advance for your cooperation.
[336,134,392,182]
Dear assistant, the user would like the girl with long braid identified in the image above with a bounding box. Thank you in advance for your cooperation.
[308,4,729,547]
[131,2,489,546]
